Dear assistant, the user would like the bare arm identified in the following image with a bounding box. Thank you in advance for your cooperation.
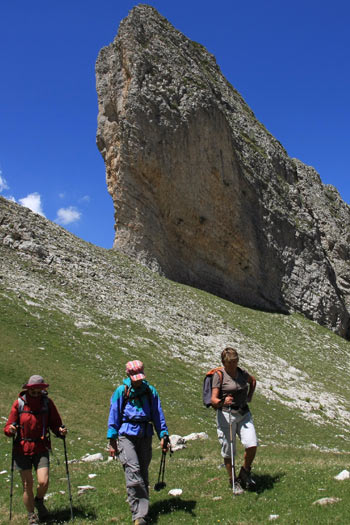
[247,375,256,403]
[211,387,233,409]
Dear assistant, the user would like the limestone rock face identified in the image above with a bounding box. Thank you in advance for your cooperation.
[96,5,350,337]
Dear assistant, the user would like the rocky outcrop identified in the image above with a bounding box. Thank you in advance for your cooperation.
[96,5,350,337]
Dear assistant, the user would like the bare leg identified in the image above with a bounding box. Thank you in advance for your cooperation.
[243,446,257,470]
[224,457,231,478]
[20,469,35,513]
[36,467,49,498]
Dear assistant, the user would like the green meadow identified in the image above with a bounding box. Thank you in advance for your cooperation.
[1,249,350,524]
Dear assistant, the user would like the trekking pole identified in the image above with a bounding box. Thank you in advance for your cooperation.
[9,425,17,521]
[61,428,74,520]
[154,451,166,491]
[229,407,235,495]
[154,436,171,491]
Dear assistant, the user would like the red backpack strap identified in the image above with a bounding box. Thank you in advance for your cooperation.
[210,367,224,382]
[216,367,224,384]
[212,367,224,397]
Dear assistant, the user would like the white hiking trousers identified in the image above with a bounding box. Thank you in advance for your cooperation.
[216,409,258,461]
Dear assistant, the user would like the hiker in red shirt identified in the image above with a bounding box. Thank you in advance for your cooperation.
[4,375,67,525]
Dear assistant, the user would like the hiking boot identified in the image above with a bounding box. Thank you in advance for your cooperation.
[233,480,244,495]
[28,512,39,525]
[229,478,244,495]
[34,496,49,519]
[238,466,256,490]
[134,519,147,525]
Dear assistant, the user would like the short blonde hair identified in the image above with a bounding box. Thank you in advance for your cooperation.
[221,347,239,365]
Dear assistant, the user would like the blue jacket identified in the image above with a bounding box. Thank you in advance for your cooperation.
[107,378,169,440]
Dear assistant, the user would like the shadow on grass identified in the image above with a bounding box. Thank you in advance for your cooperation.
[252,472,285,494]
[42,506,97,523]
[148,497,196,523]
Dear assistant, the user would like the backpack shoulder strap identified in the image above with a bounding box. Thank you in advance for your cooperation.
[211,367,224,400]
[145,385,153,413]
[121,384,131,419]
[42,395,49,412]
[209,367,224,383]
[217,368,224,385]
[17,395,25,417]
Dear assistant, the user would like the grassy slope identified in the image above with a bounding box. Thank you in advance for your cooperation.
[1,253,350,524]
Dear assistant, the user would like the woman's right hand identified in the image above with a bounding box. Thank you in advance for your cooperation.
[223,394,234,406]
[8,424,17,435]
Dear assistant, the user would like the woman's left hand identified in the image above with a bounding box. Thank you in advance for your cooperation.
[160,437,170,453]
[59,426,68,436]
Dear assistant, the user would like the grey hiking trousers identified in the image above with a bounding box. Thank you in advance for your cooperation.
[118,435,152,521]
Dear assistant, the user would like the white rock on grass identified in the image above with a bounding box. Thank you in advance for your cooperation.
[183,432,208,441]
[334,469,350,481]
[0,470,7,475]
[169,434,186,451]
[81,453,103,462]
[168,488,182,496]
[313,497,341,505]
[77,485,96,495]
[269,515,279,521]
[88,473,97,479]
[169,432,208,451]
[171,444,186,452]
[169,435,185,446]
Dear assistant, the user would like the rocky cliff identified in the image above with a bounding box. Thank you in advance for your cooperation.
[96,4,350,338]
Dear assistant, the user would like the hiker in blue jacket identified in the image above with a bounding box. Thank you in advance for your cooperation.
[108,360,169,525]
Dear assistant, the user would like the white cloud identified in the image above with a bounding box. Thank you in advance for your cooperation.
[55,206,81,225]
[80,195,90,203]
[59,192,65,199]
[5,195,16,202]
[0,172,9,192]
[18,192,45,217]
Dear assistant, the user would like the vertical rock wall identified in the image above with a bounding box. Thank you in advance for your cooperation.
[96,5,350,337]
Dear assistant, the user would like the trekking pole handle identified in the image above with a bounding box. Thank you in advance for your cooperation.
[59,424,68,438]
[162,435,172,455]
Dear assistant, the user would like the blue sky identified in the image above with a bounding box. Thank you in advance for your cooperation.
[1,1,349,249]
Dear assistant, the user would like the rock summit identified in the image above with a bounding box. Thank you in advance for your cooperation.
[96,5,350,337]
